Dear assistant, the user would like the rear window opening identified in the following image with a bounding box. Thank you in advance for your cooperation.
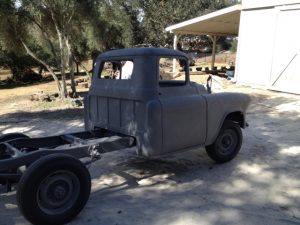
[99,60,134,80]
[159,57,187,86]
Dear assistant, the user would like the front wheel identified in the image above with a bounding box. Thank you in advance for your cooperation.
[17,154,91,225]
[205,120,242,163]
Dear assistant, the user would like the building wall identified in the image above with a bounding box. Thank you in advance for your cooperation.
[235,7,276,87]
[236,0,300,94]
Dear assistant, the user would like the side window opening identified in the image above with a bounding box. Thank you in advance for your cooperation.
[99,60,134,80]
[159,57,187,86]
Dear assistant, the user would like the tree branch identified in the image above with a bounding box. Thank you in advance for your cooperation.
[20,39,62,92]
[25,14,59,66]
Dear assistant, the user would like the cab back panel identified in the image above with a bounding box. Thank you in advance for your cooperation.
[88,95,142,136]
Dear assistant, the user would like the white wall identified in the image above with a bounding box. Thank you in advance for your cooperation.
[236,1,300,94]
[269,5,300,94]
[235,7,276,87]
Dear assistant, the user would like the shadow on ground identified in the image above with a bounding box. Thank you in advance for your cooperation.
[0,90,299,225]
[0,108,84,137]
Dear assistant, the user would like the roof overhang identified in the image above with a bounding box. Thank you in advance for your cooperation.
[166,4,242,36]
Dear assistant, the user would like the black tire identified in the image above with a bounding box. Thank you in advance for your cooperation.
[17,154,91,225]
[205,120,242,163]
[0,133,29,142]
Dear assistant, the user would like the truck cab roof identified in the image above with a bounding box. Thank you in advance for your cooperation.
[96,47,187,60]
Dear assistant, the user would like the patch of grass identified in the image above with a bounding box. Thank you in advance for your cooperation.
[235,84,252,89]
[34,99,72,111]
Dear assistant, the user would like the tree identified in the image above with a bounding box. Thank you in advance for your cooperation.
[0,0,66,96]
[139,0,238,47]
[0,0,42,82]
[95,0,142,49]
[23,0,80,98]
[0,0,106,98]
[1,0,238,96]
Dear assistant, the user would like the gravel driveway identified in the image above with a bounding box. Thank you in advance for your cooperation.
[0,87,299,225]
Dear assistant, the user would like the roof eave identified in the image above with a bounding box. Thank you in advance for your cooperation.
[169,30,238,36]
[165,4,241,36]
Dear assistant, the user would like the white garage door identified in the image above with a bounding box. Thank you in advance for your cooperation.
[270,5,300,94]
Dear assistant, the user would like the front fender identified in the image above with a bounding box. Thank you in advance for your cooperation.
[204,92,251,145]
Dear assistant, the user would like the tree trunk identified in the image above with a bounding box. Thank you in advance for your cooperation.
[69,59,77,97]
[51,10,68,99]
[65,37,77,97]
[80,63,91,78]
[59,35,67,99]
[38,66,44,76]
[74,58,91,78]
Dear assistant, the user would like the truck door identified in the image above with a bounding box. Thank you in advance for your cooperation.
[158,57,207,153]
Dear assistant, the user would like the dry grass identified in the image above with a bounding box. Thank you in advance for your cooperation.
[0,77,89,116]
[0,69,12,81]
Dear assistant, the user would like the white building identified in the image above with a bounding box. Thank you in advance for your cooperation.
[166,0,300,95]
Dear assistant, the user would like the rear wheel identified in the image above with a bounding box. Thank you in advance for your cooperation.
[205,120,242,163]
[17,154,91,225]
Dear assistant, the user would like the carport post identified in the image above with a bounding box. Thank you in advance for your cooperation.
[173,34,178,72]
[209,35,218,70]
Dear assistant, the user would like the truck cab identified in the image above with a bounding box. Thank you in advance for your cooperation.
[85,48,250,161]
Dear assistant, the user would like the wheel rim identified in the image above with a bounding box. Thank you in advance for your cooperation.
[37,170,80,215]
[216,129,237,156]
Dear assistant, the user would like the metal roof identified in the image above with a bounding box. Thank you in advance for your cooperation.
[166,4,242,36]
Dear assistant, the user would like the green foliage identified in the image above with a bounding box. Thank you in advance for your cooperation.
[139,0,236,47]
[0,49,41,81]
[0,0,238,85]
[95,0,141,49]
[230,38,238,53]
[1,23,40,82]
[217,37,231,52]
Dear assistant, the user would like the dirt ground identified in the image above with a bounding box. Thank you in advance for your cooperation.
[0,80,299,225]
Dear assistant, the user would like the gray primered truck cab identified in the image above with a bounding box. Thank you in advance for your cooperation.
[85,47,250,163]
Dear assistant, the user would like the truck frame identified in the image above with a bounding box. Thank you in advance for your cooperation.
[0,48,250,225]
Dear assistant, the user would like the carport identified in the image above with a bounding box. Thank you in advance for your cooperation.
[166,1,300,95]
[165,4,241,70]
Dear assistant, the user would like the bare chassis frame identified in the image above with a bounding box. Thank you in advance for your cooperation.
[0,129,135,192]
